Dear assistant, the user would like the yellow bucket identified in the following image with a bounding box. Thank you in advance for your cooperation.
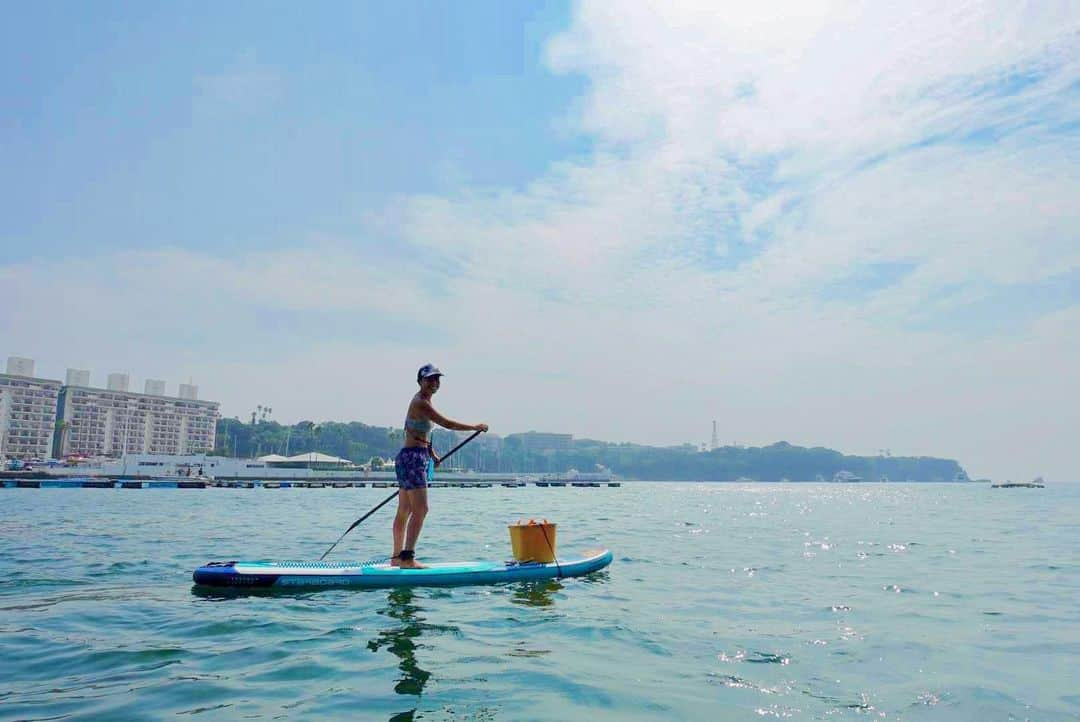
[508,519,557,563]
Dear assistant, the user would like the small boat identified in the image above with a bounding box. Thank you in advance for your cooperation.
[992,477,1045,488]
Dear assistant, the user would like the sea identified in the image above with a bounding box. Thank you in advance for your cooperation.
[1,482,1077,721]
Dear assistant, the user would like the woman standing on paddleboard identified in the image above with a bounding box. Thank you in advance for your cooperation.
[394,364,488,569]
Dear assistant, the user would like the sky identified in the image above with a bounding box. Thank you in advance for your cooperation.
[1,1,1077,481]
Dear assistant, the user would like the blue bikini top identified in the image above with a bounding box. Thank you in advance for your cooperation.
[404,416,433,440]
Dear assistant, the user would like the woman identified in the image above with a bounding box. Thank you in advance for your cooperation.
[393,364,488,568]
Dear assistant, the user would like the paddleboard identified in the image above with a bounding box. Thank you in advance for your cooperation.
[192,548,612,589]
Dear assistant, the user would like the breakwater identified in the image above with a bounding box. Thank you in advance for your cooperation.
[1,478,620,490]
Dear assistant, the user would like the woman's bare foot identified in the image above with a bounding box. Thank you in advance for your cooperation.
[398,558,427,569]
[390,556,401,567]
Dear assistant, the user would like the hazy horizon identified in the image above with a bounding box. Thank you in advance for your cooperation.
[3,2,1077,482]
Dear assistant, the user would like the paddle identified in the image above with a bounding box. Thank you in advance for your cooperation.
[318,429,484,560]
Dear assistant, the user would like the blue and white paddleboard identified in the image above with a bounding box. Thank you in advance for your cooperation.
[192,548,612,589]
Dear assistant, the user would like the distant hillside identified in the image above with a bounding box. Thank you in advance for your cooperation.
[566,439,966,482]
[214,419,966,482]
[214,414,967,481]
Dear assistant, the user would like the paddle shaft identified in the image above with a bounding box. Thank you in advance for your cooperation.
[435,429,484,469]
[318,429,484,560]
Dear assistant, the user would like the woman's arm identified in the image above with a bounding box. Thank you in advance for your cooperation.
[418,399,487,432]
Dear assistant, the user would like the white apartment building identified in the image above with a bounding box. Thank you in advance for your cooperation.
[56,384,219,458]
[506,431,574,452]
[0,364,62,460]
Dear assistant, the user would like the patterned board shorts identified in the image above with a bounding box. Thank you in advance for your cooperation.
[395,447,433,490]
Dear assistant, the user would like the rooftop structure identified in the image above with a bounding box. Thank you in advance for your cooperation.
[66,369,90,387]
[6,357,36,377]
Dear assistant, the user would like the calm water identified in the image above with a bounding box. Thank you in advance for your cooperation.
[1,483,1077,721]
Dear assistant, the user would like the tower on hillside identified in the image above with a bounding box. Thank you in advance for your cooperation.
[711,420,719,451]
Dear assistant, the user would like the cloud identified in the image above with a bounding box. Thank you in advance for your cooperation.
[548,1,1077,155]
